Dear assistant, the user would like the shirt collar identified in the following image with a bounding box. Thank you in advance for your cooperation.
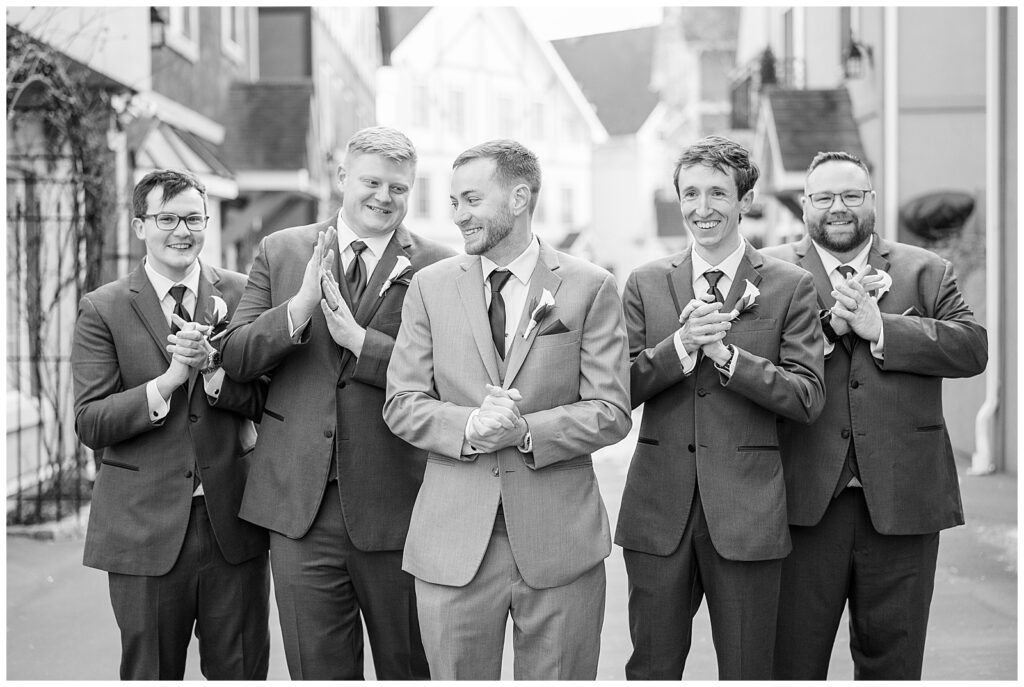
[811,235,873,276]
[691,237,746,283]
[144,257,201,301]
[336,209,395,259]
[480,234,540,286]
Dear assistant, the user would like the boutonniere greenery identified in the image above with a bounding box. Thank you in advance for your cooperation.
[378,256,413,298]
[203,295,230,341]
[523,288,555,338]
[728,280,760,320]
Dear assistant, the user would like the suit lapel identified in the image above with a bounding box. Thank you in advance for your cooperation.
[354,227,409,326]
[866,234,892,303]
[796,235,836,311]
[502,244,563,390]
[667,253,695,318]
[722,243,764,314]
[456,256,501,386]
[129,263,172,365]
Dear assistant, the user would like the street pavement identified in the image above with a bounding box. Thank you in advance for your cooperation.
[6,409,1017,680]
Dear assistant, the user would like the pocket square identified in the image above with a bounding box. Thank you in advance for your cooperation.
[902,306,923,317]
[537,319,570,336]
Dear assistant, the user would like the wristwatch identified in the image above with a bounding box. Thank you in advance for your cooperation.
[819,309,840,345]
[200,349,222,375]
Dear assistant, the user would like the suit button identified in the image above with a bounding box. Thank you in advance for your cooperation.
[841,428,851,439]
[850,380,860,389]
[338,381,346,389]
[687,444,696,453]
[697,388,707,397]
[324,430,334,438]
[189,414,198,423]
[184,470,193,479]
[492,466,500,477]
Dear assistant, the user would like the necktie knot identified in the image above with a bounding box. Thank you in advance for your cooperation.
[350,240,367,257]
[168,284,190,333]
[704,269,725,302]
[169,284,187,306]
[836,264,856,280]
[489,269,511,294]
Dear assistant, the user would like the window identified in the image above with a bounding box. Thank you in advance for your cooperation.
[561,187,574,226]
[221,6,245,63]
[165,6,200,62]
[415,177,431,218]
[448,89,465,133]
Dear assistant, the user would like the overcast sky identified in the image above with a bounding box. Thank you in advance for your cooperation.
[517,5,664,40]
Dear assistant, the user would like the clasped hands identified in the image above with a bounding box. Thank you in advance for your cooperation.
[163,315,216,387]
[676,295,733,366]
[829,272,885,343]
[466,384,528,454]
[288,226,365,356]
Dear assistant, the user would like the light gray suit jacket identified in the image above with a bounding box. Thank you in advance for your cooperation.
[384,240,631,589]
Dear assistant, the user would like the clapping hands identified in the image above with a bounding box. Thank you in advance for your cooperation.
[677,293,733,366]
[467,384,528,453]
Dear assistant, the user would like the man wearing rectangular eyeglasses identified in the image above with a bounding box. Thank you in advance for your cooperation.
[72,169,270,679]
[763,151,987,679]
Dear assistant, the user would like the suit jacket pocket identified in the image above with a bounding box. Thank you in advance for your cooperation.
[636,436,660,446]
[262,407,284,422]
[736,445,779,452]
[538,319,570,336]
[728,318,777,333]
[530,328,580,349]
[545,457,594,471]
[100,458,139,472]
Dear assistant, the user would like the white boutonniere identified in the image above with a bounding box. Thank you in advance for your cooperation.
[204,295,230,341]
[728,280,760,320]
[866,268,892,300]
[378,256,413,298]
[523,289,555,338]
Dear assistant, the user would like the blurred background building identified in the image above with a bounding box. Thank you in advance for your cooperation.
[5,6,1016,527]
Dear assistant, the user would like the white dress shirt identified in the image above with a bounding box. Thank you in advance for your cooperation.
[811,236,885,359]
[673,238,746,376]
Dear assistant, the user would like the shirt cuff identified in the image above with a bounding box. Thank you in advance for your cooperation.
[824,337,835,357]
[673,330,697,375]
[287,308,311,340]
[146,380,170,423]
[517,419,532,454]
[202,367,226,400]
[870,324,885,360]
[463,409,481,455]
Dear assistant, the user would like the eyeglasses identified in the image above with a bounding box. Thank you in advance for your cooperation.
[139,213,209,232]
[806,190,873,210]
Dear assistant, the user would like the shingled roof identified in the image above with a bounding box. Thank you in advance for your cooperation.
[764,88,866,172]
[224,82,313,170]
[552,26,660,137]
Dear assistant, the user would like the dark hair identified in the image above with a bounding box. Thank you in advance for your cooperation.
[806,150,872,181]
[452,139,542,214]
[132,169,207,218]
[672,135,759,199]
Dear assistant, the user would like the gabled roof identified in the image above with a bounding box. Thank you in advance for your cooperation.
[764,88,866,173]
[381,6,431,52]
[552,27,659,136]
[224,82,313,170]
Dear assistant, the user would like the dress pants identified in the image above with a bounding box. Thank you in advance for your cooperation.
[414,507,607,680]
[623,487,782,680]
[108,496,270,680]
[774,487,940,679]
[269,481,429,680]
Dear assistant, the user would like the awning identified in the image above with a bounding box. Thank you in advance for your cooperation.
[129,117,238,200]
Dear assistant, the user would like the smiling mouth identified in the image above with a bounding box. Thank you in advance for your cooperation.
[167,242,193,250]
[694,220,720,230]
[366,205,391,215]
[462,226,482,237]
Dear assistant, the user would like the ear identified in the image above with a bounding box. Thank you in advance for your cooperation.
[799,195,809,224]
[131,217,145,240]
[738,188,756,214]
[509,183,530,217]
[336,163,348,187]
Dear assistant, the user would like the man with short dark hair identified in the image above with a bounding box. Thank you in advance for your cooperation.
[616,135,826,679]
[384,139,631,679]
[220,126,454,679]
[764,151,988,679]
[73,169,270,679]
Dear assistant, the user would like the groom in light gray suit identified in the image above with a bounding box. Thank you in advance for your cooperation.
[384,139,631,679]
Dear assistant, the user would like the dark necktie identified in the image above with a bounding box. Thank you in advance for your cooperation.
[488,270,512,360]
[346,240,368,304]
[169,285,190,334]
[832,263,861,497]
[704,269,725,304]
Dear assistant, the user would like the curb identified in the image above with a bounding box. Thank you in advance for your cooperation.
[7,503,89,541]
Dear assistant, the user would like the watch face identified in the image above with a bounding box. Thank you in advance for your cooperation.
[210,350,222,366]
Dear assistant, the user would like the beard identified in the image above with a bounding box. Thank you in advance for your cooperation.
[808,210,875,253]
[465,204,515,256]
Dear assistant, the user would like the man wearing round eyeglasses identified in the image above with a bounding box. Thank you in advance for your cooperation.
[763,152,988,679]
[72,169,270,679]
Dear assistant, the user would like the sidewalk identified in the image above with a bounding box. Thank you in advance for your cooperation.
[6,419,1017,679]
